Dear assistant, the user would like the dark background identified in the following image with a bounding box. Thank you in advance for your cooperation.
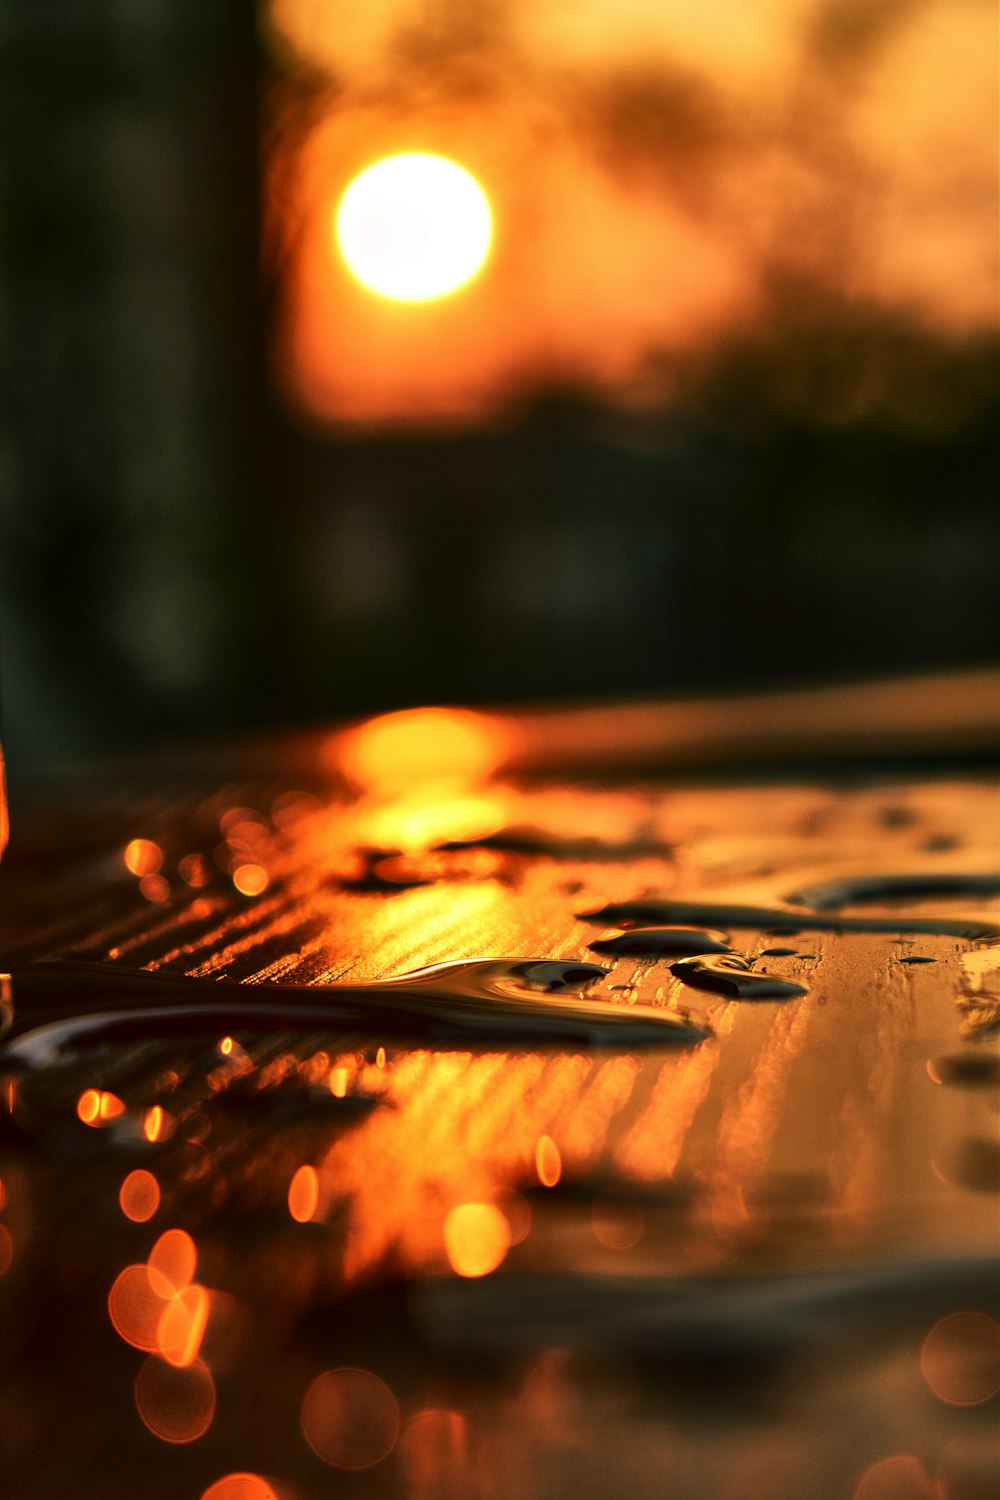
[1,2,997,790]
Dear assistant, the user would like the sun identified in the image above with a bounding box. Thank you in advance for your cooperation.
[335,152,493,304]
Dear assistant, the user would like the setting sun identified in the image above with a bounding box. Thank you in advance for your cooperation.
[335,152,493,303]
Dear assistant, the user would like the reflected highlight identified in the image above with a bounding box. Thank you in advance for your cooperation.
[535,1135,562,1188]
[334,707,509,791]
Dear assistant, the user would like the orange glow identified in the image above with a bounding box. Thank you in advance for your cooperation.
[200,1477,279,1500]
[288,1165,320,1223]
[77,1089,125,1127]
[124,838,163,877]
[148,1228,197,1295]
[590,1188,645,1250]
[139,873,171,903]
[158,1283,210,1368]
[336,153,492,304]
[399,1409,467,1496]
[272,1,995,425]
[328,1065,350,1098]
[232,863,269,897]
[443,1203,510,1279]
[534,1135,562,1188]
[144,1104,169,1142]
[108,1264,171,1351]
[0,1224,13,1277]
[851,1455,939,1500]
[300,1367,401,1470]
[134,1355,216,1444]
[363,792,507,856]
[375,1047,386,1070]
[220,1036,234,1056]
[119,1169,161,1224]
[919,1311,1000,1406]
[334,707,510,792]
[178,854,210,887]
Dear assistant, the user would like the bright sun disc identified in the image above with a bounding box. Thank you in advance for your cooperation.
[335,153,492,304]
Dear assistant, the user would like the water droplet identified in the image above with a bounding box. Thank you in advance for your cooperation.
[588,927,730,958]
[671,954,808,1001]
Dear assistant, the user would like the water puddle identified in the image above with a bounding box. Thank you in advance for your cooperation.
[1,958,709,1069]
[588,928,730,958]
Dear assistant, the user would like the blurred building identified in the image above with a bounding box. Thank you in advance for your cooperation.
[1,0,997,784]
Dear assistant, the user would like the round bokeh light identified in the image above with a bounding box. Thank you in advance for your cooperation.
[335,153,493,303]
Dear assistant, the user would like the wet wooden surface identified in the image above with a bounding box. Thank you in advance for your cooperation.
[0,740,997,1500]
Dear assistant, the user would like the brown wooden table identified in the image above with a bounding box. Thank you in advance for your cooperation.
[0,713,997,1500]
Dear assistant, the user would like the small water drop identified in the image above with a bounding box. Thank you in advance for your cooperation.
[671,953,808,1001]
[588,927,730,959]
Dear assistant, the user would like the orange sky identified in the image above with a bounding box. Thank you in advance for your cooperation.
[266,0,998,425]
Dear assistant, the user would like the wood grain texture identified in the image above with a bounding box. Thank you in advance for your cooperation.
[0,756,997,1500]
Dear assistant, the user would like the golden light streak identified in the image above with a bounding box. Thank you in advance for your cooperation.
[144,1104,169,1142]
[534,1135,562,1188]
[336,153,492,304]
[157,1283,210,1368]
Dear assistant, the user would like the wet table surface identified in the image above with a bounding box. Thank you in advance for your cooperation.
[0,729,997,1500]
